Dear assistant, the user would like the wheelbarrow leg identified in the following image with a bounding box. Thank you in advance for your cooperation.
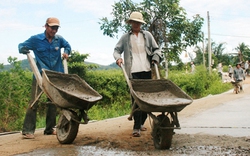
[170,112,180,127]
[80,109,89,124]
[29,82,43,108]
[127,101,140,121]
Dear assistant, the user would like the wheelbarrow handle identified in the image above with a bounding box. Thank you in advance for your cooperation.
[120,63,133,92]
[63,59,68,74]
[26,53,43,88]
[153,62,160,80]
[121,63,136,121]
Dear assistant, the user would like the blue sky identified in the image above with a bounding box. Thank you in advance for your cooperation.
[1,0,250,65]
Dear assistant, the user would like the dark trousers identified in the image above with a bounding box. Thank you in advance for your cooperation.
[131,71,151,130]
[22,79,56,134]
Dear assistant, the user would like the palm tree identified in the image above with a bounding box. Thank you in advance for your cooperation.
[194,39,226,67]
[235,43,250,62]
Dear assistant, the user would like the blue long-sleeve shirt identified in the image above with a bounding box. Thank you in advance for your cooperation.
[18,31,71,73]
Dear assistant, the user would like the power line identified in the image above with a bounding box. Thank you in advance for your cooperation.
[206,33,250,38]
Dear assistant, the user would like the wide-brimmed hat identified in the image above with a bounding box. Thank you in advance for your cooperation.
[126,12,146,24]
[46,17,60,26]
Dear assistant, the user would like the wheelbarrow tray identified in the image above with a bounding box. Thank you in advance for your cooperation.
[130,79,193,112]
[42,69,102,110]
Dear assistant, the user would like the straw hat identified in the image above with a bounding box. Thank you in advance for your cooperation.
[127,12,146,24]
[46,17,60,26]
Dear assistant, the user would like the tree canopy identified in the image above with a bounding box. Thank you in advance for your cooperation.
[99,0,204,62]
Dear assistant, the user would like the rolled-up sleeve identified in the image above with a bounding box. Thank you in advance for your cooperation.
[113,36,125,61]
[146,32,162,63]
[61,38,71,55]
[18,37,34,53]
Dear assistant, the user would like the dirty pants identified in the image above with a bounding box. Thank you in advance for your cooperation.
[131,71,151,130]
[235,80,243,90]
[22,79,56,135]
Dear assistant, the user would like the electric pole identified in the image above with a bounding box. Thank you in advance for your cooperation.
[202,32,205,67]
[207,11,212,74]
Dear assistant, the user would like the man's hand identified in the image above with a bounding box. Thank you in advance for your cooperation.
[152,60,158,65]
[20,47,30,54]
[116,58,123,67]
[62,53,69,59]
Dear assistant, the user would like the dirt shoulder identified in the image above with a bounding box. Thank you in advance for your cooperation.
[1,77,250,155]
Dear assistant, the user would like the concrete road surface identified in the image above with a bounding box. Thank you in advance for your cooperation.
[177,90,250,137]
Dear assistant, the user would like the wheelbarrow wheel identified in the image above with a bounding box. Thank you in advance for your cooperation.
[152,114,174,149]
[56,112,80,144]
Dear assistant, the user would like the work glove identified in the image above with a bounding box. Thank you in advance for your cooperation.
[20,47,30,54]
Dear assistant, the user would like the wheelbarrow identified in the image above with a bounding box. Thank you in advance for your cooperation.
[121,63,193,149]
[26,53,102,144]
[231,80,243,94]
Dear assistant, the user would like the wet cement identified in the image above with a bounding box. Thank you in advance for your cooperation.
[15,146,139,156]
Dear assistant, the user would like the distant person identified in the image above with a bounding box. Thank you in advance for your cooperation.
[217,63,223,79]
[190,62,195,73]
[233,62,245,91]
[113,11,162,137]
[244,61,249,75]
[18,17,71,139]
[228,65,233,78]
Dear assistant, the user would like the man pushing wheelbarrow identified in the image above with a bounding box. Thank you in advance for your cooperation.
[232,62,245,94]
[113,11,162,138]
[113,12,193,150]
[18,17,71,139]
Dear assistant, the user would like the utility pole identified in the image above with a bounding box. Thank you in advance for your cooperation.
[207,11,212,74]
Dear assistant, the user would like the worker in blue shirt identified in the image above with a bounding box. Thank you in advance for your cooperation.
[18,17,71,139]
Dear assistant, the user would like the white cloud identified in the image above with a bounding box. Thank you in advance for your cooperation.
[63,0,115,17]
[180,0,250,54]
[0,0,57,6]
[0,8,16,17]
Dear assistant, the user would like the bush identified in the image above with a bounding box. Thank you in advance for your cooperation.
[168,65,232,99]
[84,69,131,120]
[0,59,51,132]
[0,61,31,131]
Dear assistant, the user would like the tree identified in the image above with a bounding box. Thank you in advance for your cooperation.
[99,0,204,77]
[193,45,204,65]
[235,43,250,63]
[194,39,228,68]
[67,50,100,78]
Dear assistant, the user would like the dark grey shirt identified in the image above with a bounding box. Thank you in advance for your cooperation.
[233,67,245,81]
